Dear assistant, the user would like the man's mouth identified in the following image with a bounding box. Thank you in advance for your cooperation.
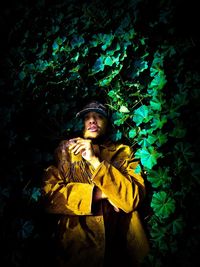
[88,126,99,132]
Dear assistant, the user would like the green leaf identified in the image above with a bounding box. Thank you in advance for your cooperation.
[71,35,85,49]
[150,52,164,77]
[129,128,137,138]
[108,90,120,102]
[149,70,167,90]
[151,115,167,130]
[70,52,80,63]
[19,220,34,239]
[155,132,168,147]
[150,223,169,253]
[172,217,185,235]
[137,133,157,147]
[172,90,188,108]
[151,191,176,219]
[174,142,194,162]
[146,134,157,145]
[150,98,162,111]
[119,105,130,113]
[99,76,112,87]
[191,163,200,183]
[52,40,59,51]
[19,70,26,80]
[91,57,104,74]
[104,56,113,66]
[134,164,141,174]
[112,129,122,141]
[132,105,151,126]
[150,223,167,240]
[147,167,171,188]
[90,33,113,50]
[31,187,41,201]
[135,146,162,169]
[128,59,148,79]
[169,126,186,138]
[112,111,126,126]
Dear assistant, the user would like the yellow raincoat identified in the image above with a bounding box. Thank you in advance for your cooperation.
[42,140,149,267]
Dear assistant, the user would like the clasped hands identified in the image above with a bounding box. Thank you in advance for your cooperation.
[67,137,120,212]
[67,137,100,168]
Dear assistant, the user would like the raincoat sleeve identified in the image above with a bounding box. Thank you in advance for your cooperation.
[91,145,146,213]
[42,141,94,215]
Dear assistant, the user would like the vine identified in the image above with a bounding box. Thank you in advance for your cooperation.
[0,0,199,266]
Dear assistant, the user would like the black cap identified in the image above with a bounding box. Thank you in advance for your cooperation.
[76,101,108,118]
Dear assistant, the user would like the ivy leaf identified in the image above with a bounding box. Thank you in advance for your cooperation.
[99,76,112,87]
[108,90,120,102]
[151,115,167,130]
[191,163,200,183]
[128,59,148,79]
[19,70,26,80]
[91,57,104,74]
[138,133,157,147]
[134,164,141,174]
[171,90,188,108]
[169,126,186,138]
[150,223,167,240]
[174,142,194,162]
[68,72,80,81]
[71,35,85,49]
[132,105,151,126]
[149,70,167,90]
[150,98,162,111]
[31,187,41,201]
[104,56,114,66]
[119,105,130,113]
[150,52,164,77]
[155,131,168,147]
[174,158,184,175]
[112,111,124,126]
[101,34,114,50]
[52,40,59,51]
[70,52,80,63]
[90,33,113,50]
[168,109,181,119]
[19,220,34,239]
[172,217,185,235]
[135,146,162,169]
[112,129,122,141]
[129,128,137,138]
[151,191,176,219]
[150,223,169,253]
[147,167,171,188]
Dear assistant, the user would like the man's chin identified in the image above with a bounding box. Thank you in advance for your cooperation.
[83,130,99,139]
[84,134,99,139]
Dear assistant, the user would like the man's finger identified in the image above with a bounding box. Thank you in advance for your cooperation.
[72,144,85,155]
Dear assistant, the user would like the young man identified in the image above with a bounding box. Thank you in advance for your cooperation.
[42,101,149,267]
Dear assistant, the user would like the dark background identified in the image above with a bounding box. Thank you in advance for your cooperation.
[0,1,199,266]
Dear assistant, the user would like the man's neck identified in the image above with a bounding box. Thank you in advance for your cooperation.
[87,135,109,145]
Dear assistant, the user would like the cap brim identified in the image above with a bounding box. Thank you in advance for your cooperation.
[76,108,107,118]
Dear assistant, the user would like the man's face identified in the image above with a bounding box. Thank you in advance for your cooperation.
[83,112,107,139]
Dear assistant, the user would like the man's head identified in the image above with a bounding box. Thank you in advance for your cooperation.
[76,101,108,139]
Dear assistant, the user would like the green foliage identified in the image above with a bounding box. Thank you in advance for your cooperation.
[147,167,171,188]
[1,0,199,266]
[151,191,176,219]
[135,146,162,169]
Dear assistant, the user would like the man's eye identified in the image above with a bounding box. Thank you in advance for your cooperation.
[97,114,103,119]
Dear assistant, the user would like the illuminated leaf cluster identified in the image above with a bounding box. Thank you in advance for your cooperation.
[1,0,199,266]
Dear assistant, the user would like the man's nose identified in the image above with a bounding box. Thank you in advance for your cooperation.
[89,116,96,124]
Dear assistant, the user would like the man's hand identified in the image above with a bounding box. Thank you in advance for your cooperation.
[68,137,101,169]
